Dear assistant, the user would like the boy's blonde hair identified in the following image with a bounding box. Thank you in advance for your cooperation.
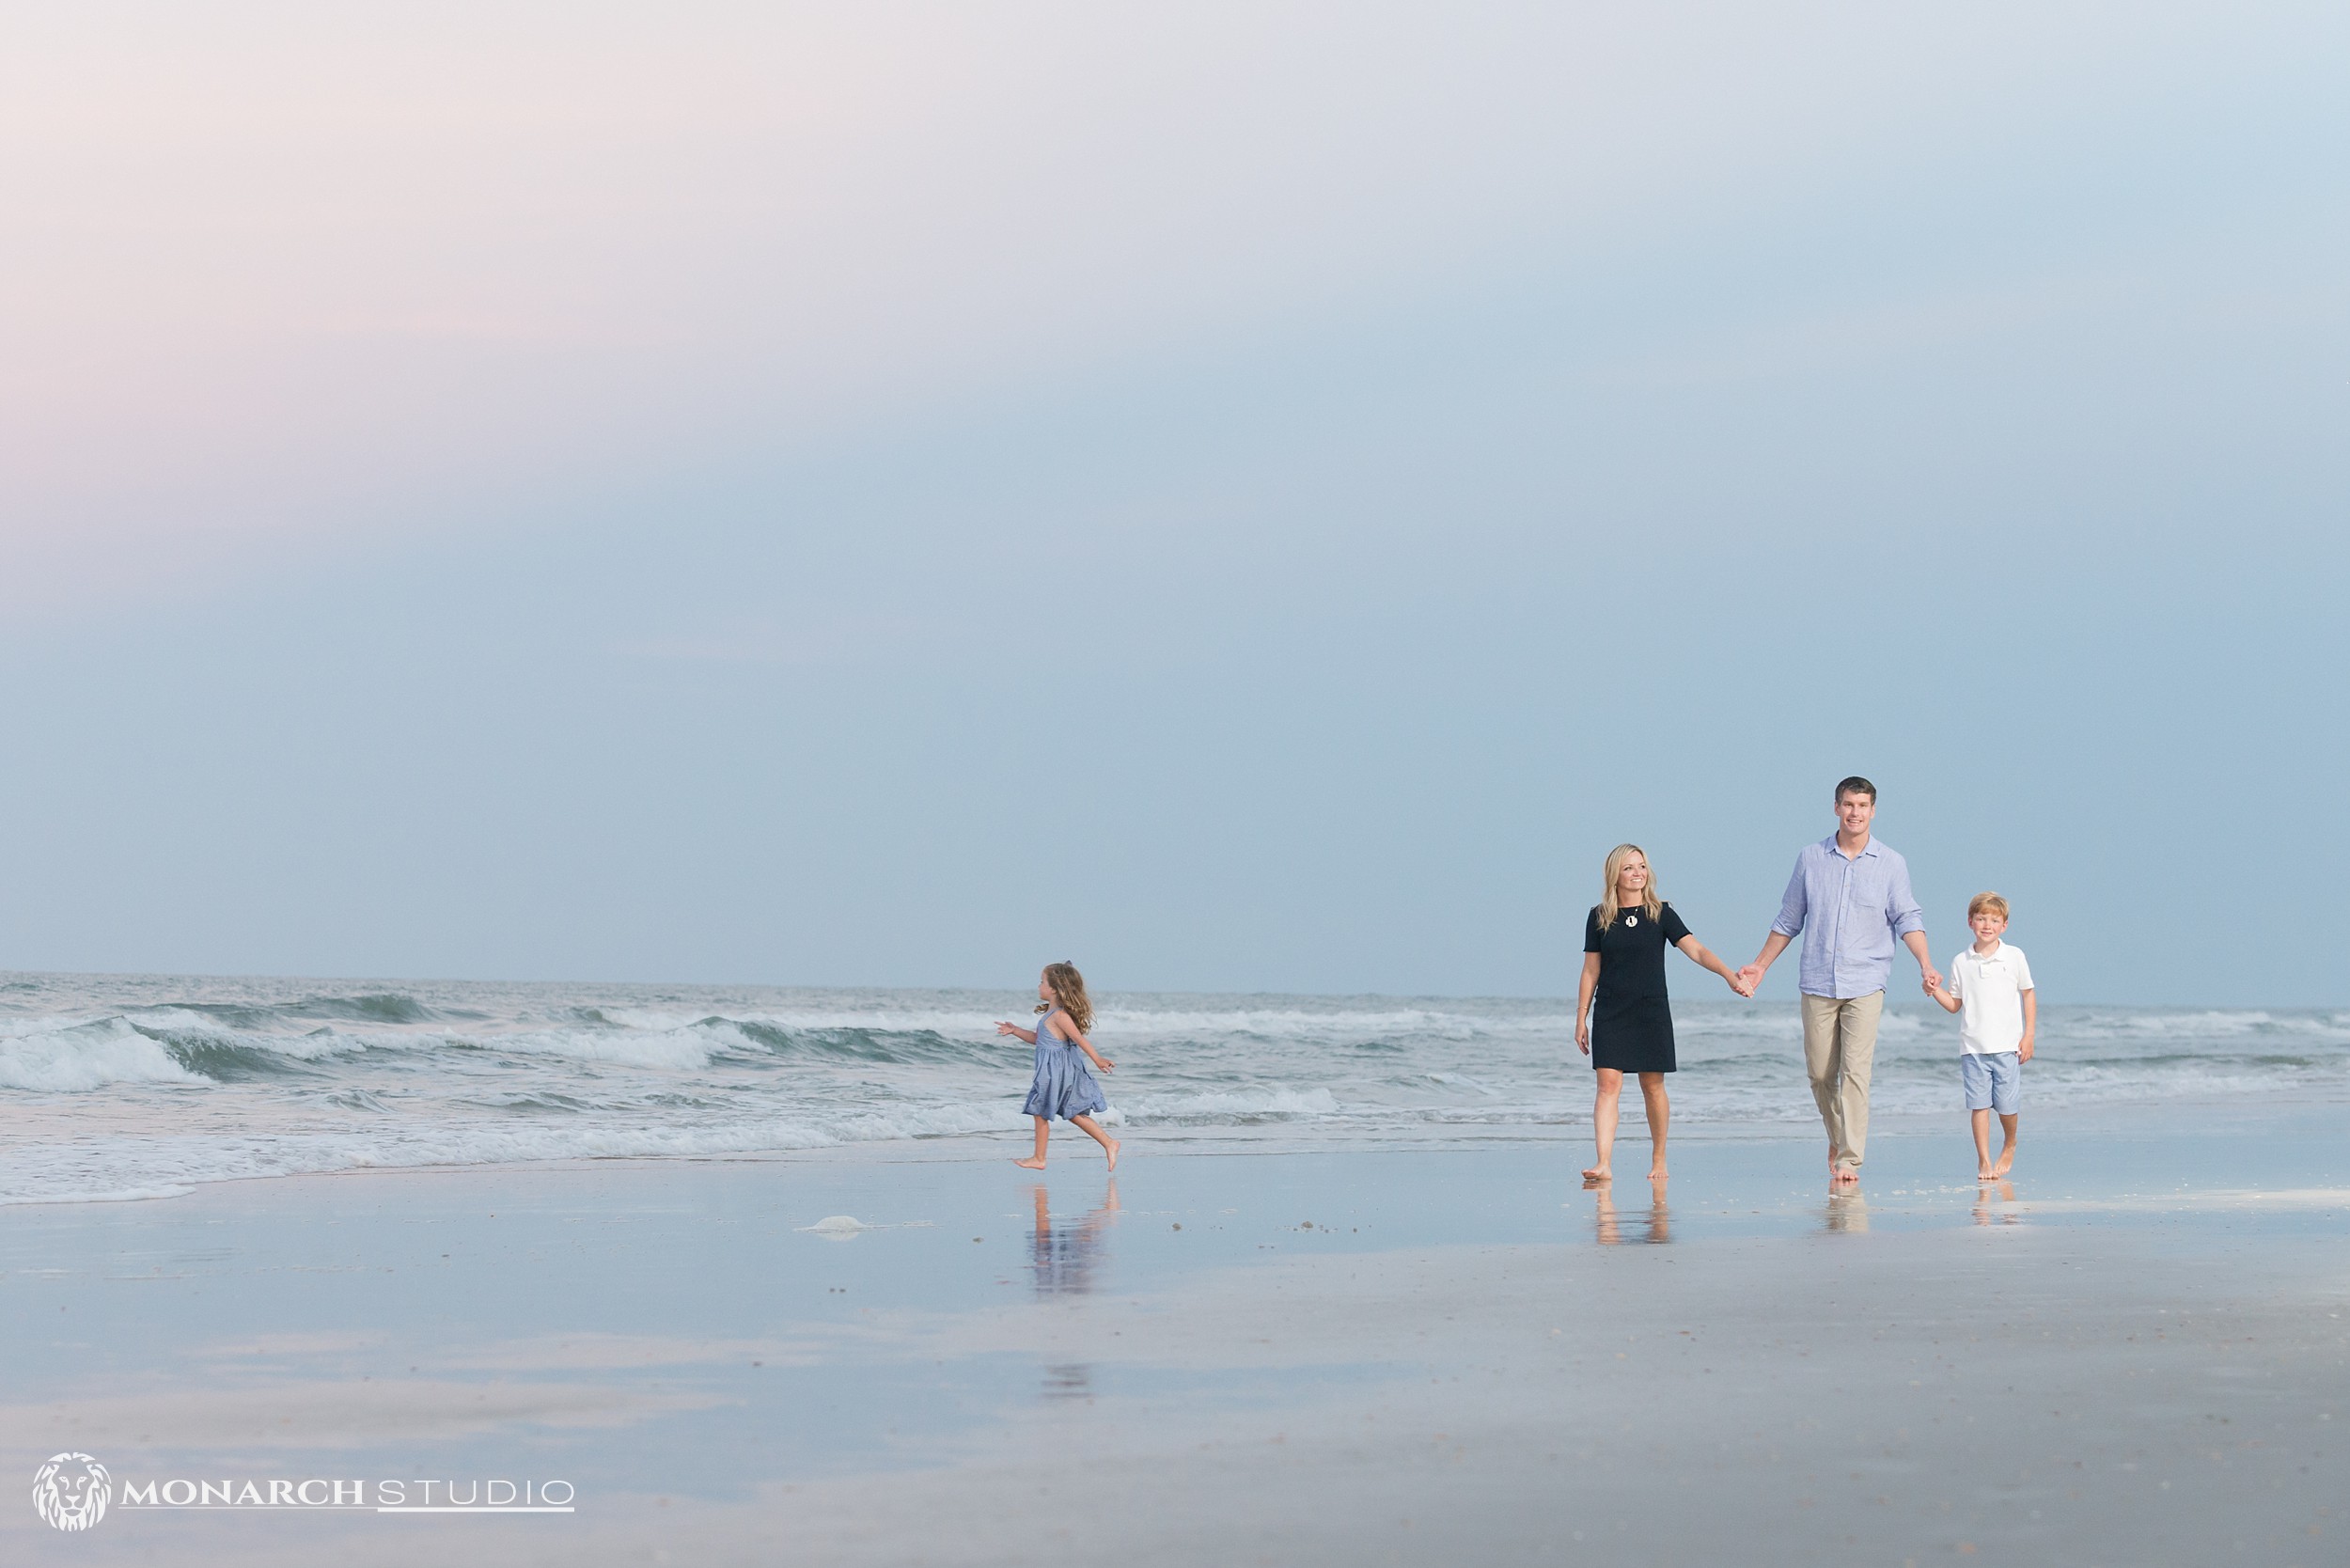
[1035,961,1094,1032]
[1967,891,2011,921]
[1595,843,1664,933]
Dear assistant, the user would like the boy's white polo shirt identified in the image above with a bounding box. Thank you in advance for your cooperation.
[1947,941,2033,1055]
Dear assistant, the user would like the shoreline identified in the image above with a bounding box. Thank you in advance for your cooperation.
[4,1090,2342,1215]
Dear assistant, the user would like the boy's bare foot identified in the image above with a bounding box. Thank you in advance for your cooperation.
[1104,1139,1120,1172]
[1013,1156,1046,1169]
[1991,1150,2014,1177]
[1581,1165,1610,1183]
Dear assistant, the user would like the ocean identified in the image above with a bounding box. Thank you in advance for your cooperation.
[1,971,2342,1206]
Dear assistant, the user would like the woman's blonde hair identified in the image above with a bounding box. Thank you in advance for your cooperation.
[1594,843,1664,933]
[1035,961,1094,1032]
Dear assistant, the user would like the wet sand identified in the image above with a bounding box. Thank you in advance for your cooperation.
[2,1121,2343,1565]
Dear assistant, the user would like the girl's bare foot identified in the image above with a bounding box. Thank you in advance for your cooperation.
[1581,1165,1610,1183]
[1977,1166,1998,1181]
[1013,1156,1046,1169]
[1104,1139,1120,1172]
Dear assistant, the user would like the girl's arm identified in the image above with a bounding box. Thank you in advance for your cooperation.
[1675,935,1753,996]
[1574,953,1600,1054]
[995,1022,1039,1044]
[2018,988,2036,1062]
[1050,1015,1116,1074]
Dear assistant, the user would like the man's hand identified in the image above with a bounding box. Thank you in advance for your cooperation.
[1734,964,1764,994]
[1727,970,1755,998]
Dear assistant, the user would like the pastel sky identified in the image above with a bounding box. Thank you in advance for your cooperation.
[1,3,2343,1000]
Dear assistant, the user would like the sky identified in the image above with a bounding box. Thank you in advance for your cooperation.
[0,2,2343,1002]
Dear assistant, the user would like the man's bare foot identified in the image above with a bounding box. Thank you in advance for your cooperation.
[1581,1165,1610,1183]
[1830,1166,1860,1185]
[1013,1156,1045,1169]
[1104,1139,1120,1172]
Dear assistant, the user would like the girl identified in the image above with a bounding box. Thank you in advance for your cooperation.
[996,962,1120,1170]
[1574,844,1747,1184]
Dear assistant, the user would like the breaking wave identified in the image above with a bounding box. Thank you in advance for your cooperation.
[0,973,2342,1204]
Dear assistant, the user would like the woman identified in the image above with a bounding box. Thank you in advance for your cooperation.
[1575,843,1747,1183]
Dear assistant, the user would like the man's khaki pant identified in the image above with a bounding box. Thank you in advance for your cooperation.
[1802,991,1884,1173]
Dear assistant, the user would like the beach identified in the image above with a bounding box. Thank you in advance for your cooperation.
[4,1111,2343,1566]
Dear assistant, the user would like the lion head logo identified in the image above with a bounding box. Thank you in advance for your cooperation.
[32,1452,110,1531]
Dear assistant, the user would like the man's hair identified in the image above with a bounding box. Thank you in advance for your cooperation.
[1834,775,1877,804]
[1967,891,2011,921]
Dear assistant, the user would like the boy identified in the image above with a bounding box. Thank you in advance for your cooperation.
[1924,892,2035,1179]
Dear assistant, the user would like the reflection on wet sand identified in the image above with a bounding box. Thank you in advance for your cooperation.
[1039,1363,1094,1401]
[1824,1190,1869,1233]
[1027,1180,1120,1297]
[1590,1179,1670,1245]
[1973,1180,2021,1225]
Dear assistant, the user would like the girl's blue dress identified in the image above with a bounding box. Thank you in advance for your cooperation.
[1022,1007,1108,1121]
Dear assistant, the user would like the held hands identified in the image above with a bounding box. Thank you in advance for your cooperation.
[1733,964,1765,995]
[1724,969,1756,998]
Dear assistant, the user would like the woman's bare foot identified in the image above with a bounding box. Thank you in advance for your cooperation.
[1013,1156,1046,1170]
[1647,1165,1667,1183]
[1104,1139,1120,1172]
[1581,1165,1611,1183]
[1977,1166,1998,1181]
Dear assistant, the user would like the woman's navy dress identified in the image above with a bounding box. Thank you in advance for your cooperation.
[1584,902,1692,1074]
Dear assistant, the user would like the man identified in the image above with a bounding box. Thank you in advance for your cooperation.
[1737,776,1935,1185]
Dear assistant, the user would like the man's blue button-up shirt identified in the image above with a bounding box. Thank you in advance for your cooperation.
[1771,835,1926,999]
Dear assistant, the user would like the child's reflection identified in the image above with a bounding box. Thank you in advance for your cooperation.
[1591,1176,1671,1245]
[1027,1179,1120,1296]
[1971,1180,2020,1225]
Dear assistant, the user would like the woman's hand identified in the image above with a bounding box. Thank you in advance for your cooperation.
[1574,1014,1590,1055]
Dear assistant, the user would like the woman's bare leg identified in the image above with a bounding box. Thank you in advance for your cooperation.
[1584,1069,1623,1182]
[1070,1114,1120,1172]
[1638,1072,1669,1180]
[1013,1116,1049,1169]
